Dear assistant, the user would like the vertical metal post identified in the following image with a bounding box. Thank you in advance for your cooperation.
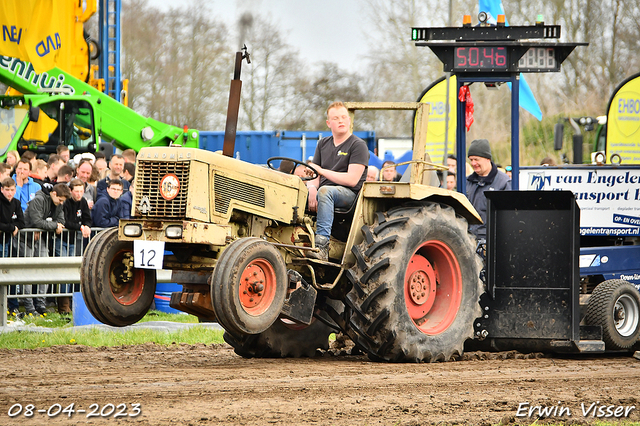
[99,0,122,102]
[223,52,244,157]
[511,74,520,190]
[1,285,6,327]
[456,80,467,195]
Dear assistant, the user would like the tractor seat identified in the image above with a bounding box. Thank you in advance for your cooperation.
[331,191,360,242]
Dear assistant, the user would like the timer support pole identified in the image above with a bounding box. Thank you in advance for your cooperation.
[511,74,520,190]
[455,74,520,195]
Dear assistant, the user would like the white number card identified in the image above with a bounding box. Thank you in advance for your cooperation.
[133,241,165,270]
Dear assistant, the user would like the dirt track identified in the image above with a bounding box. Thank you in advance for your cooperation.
[0,344,639,425]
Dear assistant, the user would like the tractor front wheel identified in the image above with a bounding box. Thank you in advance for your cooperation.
[81,228,156,326]
[211,238,287,336]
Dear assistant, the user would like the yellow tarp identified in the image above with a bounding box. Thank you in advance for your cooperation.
[0,0,63,72]
[417,76,458,162]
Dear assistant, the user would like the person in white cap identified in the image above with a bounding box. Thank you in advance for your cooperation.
[466,138,511,240]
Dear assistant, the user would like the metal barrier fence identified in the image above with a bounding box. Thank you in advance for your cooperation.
[0,227,174,327]
[0,228,107,326]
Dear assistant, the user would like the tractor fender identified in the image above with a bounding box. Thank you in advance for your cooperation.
[341,182,482,269]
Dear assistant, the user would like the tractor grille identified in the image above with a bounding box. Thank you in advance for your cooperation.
[214,174,265,215]
[136,160,190,218]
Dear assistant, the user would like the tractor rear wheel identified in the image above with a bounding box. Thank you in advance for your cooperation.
[81,228,156,326]
[346,202,483,362]
[223,310,337,358]
[586,279,640,350]
[211,238,287,336]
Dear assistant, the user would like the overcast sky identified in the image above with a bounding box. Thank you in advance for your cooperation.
[149,0,368,72]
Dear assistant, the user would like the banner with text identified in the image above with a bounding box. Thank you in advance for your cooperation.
[520,166,640,236]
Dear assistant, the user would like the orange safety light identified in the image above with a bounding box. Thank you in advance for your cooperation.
[497,14,506,26]
[462,15,472,27]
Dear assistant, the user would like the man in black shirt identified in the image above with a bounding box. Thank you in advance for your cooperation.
[0,177,24,314]
[305,102,368,261]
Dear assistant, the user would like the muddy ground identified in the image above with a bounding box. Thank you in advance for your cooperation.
[0,344,639,426]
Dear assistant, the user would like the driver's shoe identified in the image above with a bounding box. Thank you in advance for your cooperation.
[306,234,329,261]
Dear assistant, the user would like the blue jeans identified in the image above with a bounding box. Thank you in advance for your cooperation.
[315,185,357,238]
[54,237,72,294]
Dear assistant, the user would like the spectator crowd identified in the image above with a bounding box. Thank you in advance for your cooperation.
[2,146,137,318]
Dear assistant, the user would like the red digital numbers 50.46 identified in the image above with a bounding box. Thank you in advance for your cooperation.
[455,46,508,70]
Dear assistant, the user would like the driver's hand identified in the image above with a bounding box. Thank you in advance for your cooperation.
[307,186,318,212]
[308,162,323,176]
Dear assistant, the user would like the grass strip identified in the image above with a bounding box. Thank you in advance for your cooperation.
[1,310,224,349]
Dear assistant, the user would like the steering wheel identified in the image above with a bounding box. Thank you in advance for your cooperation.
[267,157,319,182]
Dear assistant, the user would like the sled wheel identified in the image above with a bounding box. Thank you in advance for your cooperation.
[586,279,640,350]
[347,202,483,362]
[223,300,340,358]
[211,238,287,336]
[81,228,156,326]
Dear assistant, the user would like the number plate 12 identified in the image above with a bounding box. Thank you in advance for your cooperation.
[133,240,166,270]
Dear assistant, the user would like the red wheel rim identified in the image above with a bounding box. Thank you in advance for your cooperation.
[239,259,277,316]
[404,240,462,335]
[109,250,145,306]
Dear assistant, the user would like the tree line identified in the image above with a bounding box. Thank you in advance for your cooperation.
[5,0,639,164]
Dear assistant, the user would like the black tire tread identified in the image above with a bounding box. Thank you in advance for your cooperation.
[223,301,341,358]
[211,237,287,336]
[585,279,640,350]
[347,202,483,362]
[81,228,156,326]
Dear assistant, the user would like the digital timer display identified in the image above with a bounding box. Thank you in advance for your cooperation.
[454,46,508,70]
[517,47,558,70]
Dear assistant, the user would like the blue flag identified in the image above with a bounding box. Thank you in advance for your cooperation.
[478,0,543,121]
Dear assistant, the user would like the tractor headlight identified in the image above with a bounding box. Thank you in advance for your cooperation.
[165,225,183,239]
[123,224,142,237]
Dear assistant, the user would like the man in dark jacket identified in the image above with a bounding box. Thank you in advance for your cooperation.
[92,179,123,228]
[58,179,92,313]
[0,177,25,313]
[23,183,70,315]
[466,138,511,241]
[64,179,92,252]
[96,154,129,201]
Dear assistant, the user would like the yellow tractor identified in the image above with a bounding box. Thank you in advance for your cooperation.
[81,102,484,362]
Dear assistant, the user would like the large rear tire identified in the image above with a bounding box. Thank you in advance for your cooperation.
[211,238,287,336]
[80,228,156,326]
[223,311,337,358]
[586,279,640,350]
[346,202,483,362]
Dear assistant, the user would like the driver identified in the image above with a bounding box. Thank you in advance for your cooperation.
[305,102,368,261]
